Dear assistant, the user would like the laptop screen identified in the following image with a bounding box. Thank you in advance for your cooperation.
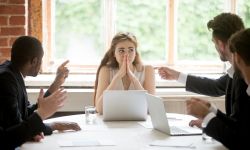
[146,93,202,136]
[103,90,147,121]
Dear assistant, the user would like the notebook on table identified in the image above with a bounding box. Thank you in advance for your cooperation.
[146,93,202,136]
[103,90,147,121]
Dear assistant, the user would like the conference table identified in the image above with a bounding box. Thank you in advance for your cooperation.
[20,113,227,150]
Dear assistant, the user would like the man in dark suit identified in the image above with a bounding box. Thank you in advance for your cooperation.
[1,88,67,149]
[158,13,245,127]
[186,28,250,149]
[0,36,81,144]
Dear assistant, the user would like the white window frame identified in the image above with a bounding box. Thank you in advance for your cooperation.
[40,0,239,74]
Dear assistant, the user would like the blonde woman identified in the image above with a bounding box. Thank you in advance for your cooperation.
[94,32,155,113]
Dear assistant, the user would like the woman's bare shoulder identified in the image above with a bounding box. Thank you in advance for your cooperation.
[99,66,111,77]
[144,65,154,72]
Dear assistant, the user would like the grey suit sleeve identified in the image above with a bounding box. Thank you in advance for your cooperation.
[186,74,230,97]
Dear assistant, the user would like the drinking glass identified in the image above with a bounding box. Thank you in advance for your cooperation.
[85,106,96,124]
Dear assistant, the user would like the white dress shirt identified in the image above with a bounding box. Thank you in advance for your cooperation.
[247,85,250,96]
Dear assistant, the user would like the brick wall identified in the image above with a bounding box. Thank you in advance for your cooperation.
[0,0,26,63]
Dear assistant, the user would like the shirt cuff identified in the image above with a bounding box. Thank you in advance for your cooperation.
[247,85,250,96]
[201,112,216,128]
[177,72,187,85]
[44,90,51,98]
[208,103,218,114]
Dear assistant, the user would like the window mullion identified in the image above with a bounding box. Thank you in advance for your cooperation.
[230,0,237,13]
[104,0,116,51]
[167,0,176,65]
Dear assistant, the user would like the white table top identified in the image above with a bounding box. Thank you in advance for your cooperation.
[20,114,227,150]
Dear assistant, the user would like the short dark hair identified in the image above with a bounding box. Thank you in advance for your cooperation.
[229,28,250,66]
[207,13,244,43]
[11,36,44,67]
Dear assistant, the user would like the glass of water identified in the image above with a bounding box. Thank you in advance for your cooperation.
[85,106,96,124]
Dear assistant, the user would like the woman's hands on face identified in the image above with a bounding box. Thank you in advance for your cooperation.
[126,55,136,81]
[114,54,128,80]
[113,54,137,84]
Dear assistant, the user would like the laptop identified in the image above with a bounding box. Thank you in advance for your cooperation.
[146,93,202,136]
[103,90,147,121]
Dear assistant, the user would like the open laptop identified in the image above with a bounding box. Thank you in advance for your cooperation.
[146,93,202,136]
[103,90,147,121]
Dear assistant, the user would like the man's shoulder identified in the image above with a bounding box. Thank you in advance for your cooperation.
[0,60,12,73]
[0,65,13,77]
[0,67,12,77]
[0,62,17,82]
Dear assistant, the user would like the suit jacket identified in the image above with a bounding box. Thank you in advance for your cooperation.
[0,113,46,150]
[186,74,233,116]
[0,61,52,135]
[204,72,250,150]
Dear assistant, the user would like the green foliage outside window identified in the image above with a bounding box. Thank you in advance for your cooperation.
[55,0,102,62]
[55,0,250,64]
[177,0,225,61]
[238,0,250,28]
[116,0,166,61]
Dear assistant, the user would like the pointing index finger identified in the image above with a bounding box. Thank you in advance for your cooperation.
[60,60,69,68]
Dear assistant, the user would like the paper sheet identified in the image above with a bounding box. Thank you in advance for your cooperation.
[150,139,196,149]
[58,139,116,147]
[138,117,183,129]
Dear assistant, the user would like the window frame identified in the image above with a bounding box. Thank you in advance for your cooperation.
[30,0,239,74]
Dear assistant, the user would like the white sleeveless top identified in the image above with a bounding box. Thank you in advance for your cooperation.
[109,67,145,90]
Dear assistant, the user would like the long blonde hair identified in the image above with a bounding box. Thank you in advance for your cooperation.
[93,32,142,105]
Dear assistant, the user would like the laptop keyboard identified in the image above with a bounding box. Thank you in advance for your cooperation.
[170,126,189,135]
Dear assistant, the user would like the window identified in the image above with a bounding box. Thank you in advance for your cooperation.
[116,0,166,63]
[237,0,250,27]
[176,0,227,62]
[52,0,103,73]
[55,0,103,62]
[41,0,242,74]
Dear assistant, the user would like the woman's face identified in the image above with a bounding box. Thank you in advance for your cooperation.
[114,40,136,66]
